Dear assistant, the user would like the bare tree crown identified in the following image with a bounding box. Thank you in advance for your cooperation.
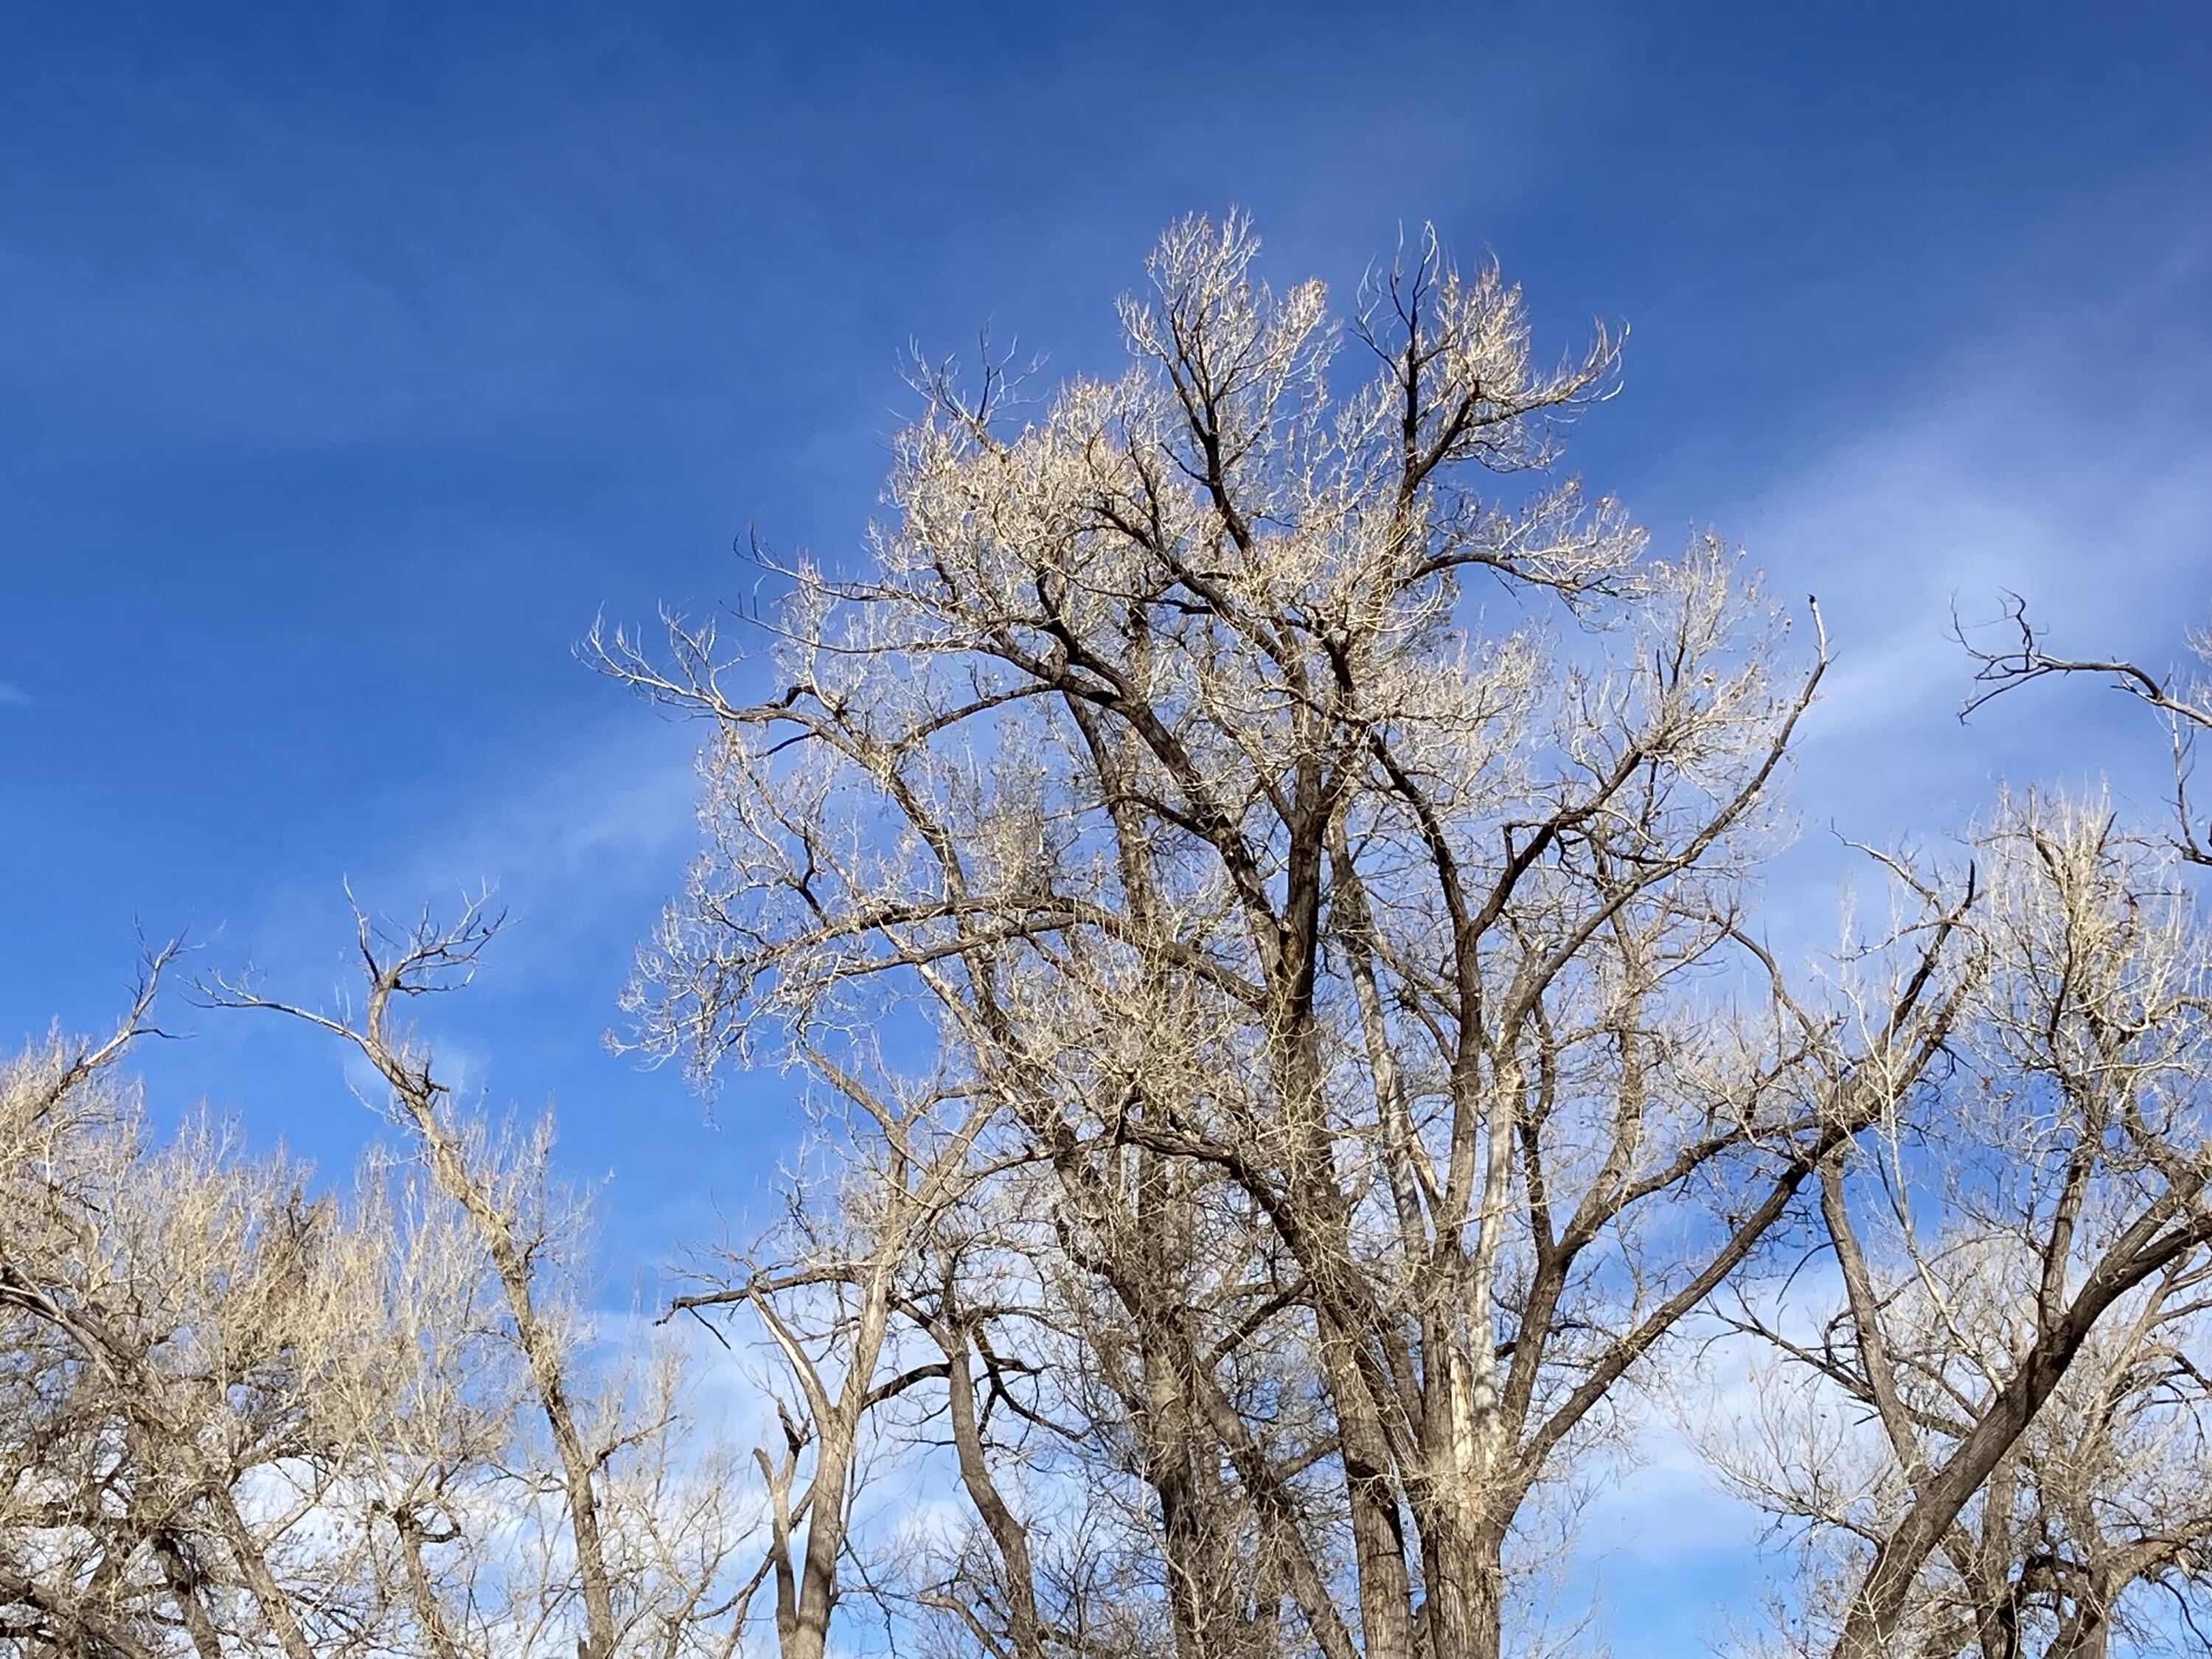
[592,215,1983,1659]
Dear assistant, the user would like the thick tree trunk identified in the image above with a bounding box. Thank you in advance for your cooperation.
[1317,1323,1418,1659]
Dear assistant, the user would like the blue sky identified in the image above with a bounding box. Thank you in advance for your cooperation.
[3,2,2209,1645]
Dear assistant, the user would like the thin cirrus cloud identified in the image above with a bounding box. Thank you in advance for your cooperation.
[1736,228,2211,850]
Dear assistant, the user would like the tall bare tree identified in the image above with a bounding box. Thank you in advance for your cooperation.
[207,903,771,1659]
[202,902,640,1656]
[597,214,1978,1659]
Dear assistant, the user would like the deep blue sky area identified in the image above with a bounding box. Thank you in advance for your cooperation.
[3,4,2210,1644]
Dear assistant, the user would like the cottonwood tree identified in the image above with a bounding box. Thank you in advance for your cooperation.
[198,900,760,1659]
[1714,799,2212,1659]
[0,954,373,1659]
[0,921,757,1658]
[658,1046,1006,1659]
[597,214,1978,1659]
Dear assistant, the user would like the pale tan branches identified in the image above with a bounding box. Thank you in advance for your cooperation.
[599,215,1948,1659]
[1714,797,2212,1659]
[195,900,627,1656]
[191,902,757,1658]
[0,995,372,1658]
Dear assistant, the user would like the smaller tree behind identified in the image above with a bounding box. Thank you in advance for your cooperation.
[1714,797,2212,1659]
[0,925,758,1659]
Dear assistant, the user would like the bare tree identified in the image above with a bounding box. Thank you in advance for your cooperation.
[13,215,2199,1659]
[1,933,759,1659]
[201,902,633,1656]
[0,950,368,1659]
[195,903,759,1659]
[596,214,1978,1659]
[659,1046,1004,1659]
[1713,797,2212,1659]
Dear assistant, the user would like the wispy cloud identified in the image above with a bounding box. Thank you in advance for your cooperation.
[129,704,712,1201]
[1717,228,2212,873]
[225,708,702,992]
[0,680,30,707]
